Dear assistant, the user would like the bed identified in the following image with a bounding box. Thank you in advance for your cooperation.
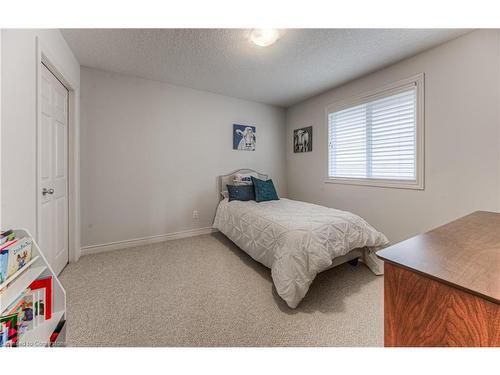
[213,169,389,308]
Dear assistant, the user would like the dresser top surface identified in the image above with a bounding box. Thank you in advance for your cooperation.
[377,211,500,304]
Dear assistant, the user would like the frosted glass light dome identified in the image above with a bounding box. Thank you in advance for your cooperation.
[249,29,280,47]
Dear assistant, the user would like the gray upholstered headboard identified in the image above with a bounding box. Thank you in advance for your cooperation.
[218,169,268,199]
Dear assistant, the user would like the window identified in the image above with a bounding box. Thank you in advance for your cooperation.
[326,74,424,189]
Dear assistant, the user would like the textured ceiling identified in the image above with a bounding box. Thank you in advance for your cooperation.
[61,29,469,107]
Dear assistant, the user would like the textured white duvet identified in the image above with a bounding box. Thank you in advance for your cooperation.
[213,198,389,308]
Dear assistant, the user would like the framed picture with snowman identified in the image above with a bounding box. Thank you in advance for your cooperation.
[294,126,312,153]
[233,124,256,151]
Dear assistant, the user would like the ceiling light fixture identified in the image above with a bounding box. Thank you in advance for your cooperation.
[249,29,281,47]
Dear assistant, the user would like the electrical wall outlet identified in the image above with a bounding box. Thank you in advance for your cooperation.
[192,210,199,220]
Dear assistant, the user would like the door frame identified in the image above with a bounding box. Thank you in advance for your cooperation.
[35,37,81,265]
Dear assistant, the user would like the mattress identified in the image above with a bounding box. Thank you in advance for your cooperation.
[213,198,389,308]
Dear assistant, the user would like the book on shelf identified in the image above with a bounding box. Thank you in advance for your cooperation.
[0,230,15,246]
[0,230,14,237]
[0,231,34,284]
[0,239,17,252]
[4,289,35,335]
[0,275,54,347]
[0,240,19,284]
[6,237,33,279]
[49,319,65,346]
[0,322,6,346]
[0,313,18,347]
[0,248,8,284]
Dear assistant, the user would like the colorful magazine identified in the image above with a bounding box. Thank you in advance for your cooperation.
[0,230,15,246]
[6,237,33,278]
[0,239,18,284]
[0,239,17,251]
[0,248,8,284]
[0,229,13,238]
[0,313,18,347]
[0,322,7,346]
[5,290,35,335]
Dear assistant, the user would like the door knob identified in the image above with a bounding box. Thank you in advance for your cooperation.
[42,188,54,196]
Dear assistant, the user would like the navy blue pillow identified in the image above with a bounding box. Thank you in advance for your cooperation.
[251,177,279,202]
[226,184,255,202]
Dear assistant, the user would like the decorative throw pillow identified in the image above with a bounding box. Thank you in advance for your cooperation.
[251,177,279,202]
[233,172,258,185]
[226,184,256,202]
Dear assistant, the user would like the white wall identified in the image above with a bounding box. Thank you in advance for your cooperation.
[80,67,286,248]
[0,29,80,237]
[286,30,500,243]
[0,30,3,229]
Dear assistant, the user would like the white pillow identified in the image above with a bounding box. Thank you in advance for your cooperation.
[221,190,229,199]
[233,172,258,185]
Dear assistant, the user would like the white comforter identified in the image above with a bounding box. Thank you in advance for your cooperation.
[213,198,389,308]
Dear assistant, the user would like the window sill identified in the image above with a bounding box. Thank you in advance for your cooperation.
[324,177,424,190]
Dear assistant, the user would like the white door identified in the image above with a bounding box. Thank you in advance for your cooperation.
[38,63,69,275]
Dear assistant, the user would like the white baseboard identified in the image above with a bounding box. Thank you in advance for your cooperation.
[80,227,218,256]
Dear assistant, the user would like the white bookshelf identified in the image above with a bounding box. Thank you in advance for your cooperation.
[18,311,65,346]
[0,260,44,312]
[0,229,66,347]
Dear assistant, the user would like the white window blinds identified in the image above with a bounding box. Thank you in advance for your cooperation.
[328,86,417,181]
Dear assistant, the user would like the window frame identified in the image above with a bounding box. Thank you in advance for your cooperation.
[324,73,424,190]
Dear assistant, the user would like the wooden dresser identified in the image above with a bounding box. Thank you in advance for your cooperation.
[376,211,500,347]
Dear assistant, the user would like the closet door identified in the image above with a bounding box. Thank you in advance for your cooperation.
[38,63,69,275]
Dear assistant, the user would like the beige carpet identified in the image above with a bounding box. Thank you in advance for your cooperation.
[59,232,383,346]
